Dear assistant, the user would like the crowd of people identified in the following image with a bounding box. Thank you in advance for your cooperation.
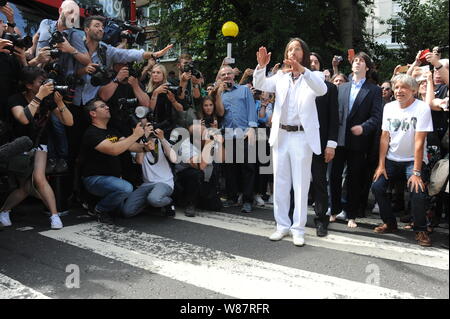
[0,1,448,248]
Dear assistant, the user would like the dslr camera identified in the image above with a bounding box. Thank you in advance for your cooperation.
[91,65,113,86]
[0,0,7,7]
[183,61,202,79]
[118,98,138,110]
[43,78,69,96]
[48,31,66,59]
[1,33,33,53]
[127,62,140,78]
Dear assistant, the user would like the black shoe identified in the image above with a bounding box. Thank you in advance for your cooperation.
[184,205,195,217]
[316,223,328,237]
[162,204,176,217]
[54,158,69,174]
[89,208,114,224]
[400,214,412,223]
[222,199,239,208]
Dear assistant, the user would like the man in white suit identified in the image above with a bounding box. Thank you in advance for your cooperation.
[253,38,327,246]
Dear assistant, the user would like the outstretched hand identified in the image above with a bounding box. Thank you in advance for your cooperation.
[283,58,305,75]
[256,47,271,69]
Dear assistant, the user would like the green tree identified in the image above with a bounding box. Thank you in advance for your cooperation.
[154,0,374,82]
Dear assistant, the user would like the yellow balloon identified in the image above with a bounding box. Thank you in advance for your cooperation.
[222,21,239,37]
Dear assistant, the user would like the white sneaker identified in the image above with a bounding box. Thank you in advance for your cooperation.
[0,211,12,227]
[326,208,331,216]
[372,203,380,214]
[267,195,274,204]
[269,230,290,241]
[50,214,63,230]
[293,234,305,246]
[336,211,347,220]
[237,193,243,205]
[254,195,265,207]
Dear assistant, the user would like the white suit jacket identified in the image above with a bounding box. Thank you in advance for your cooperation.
[253,67,327,155]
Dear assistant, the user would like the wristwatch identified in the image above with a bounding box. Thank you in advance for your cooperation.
[413,170,421,177]
[7,22,16,28]
[112,77,120,84]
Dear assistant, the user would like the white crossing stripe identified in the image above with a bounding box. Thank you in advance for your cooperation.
[174,211,449,270]
[40,222,426,299]
[0,274,50,299]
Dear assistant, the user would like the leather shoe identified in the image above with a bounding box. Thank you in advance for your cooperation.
[316,224,328,237]
[415,231,432,247]
[374,223,398,233]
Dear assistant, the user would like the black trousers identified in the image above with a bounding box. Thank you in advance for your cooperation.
[311,153,329,226]
[175,167,203,207]
[329,147,367,220]
[224,138,255,203]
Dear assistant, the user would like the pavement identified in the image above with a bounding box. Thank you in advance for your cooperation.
[0,199,448,301]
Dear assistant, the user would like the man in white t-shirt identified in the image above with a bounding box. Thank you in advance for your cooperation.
[121,127,178,218]
[371,74,433,247]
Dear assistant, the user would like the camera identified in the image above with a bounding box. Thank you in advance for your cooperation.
[127,62,140,78]
[49,48,61,59]
[129,106,157,142]
[167,84,179,94]
[49,31,65,46]
[43,78,69,96]
[44,62,62,80]
[0,0,7,7]
[102,18,146,47]
[91,65,113,86]
[1,33,33,52]
[118,98,138,109]
[183,61,202,79]
[203,115,214,128]
[335,55,343,62]
[225,82,233,89]
[437,45,449,54]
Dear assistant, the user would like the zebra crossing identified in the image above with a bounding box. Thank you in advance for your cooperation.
[0,207,448,299]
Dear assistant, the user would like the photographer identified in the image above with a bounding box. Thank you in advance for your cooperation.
[0,66,73,229]
[146,63,183,139]
[70,15,172,160]
[122,125,178,218]
[174,123,224,217]
[98,63,150,136]
[80,99,146,224]
[169,54,202,128]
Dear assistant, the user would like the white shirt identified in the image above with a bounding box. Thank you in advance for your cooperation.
[283,75,303,126]
[382,99,433,163]
[141,142,174,189]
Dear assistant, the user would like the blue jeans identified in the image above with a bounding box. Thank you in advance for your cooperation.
[83,176,133,213]
[121,182,173,218]
[48,113,69,159]
[371,159,428,231]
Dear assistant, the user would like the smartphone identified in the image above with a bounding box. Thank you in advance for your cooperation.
[347,49,355,62]
[224,57,235,65]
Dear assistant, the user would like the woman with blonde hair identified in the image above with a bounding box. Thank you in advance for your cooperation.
[146,64,183,138]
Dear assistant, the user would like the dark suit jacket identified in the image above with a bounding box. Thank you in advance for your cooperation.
[337,80,382,152]
[315,81,339,152]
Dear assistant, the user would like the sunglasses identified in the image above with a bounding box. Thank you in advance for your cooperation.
[381,87,391,91]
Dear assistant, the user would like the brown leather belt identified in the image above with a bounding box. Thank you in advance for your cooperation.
[280,124,304,132]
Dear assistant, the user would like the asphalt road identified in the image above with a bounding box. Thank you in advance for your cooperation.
[0,199,448,302]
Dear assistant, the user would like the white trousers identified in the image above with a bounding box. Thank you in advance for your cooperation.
[272,130,313,236]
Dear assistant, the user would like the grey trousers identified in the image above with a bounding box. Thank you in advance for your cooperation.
[121,182,173,218]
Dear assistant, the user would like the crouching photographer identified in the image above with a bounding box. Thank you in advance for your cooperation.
[80,99,147,224]
[121,122,178,218]
[173,123,224,217]
[0,66,73,229]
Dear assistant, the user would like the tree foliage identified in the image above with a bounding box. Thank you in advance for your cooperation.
[154,0,373,82]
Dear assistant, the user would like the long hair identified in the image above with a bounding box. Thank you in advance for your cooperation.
[199,96,216,119]
[283,37,311,69]
[146,64,167,93]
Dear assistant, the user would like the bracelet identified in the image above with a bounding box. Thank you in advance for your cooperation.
[33,96,42,104]
[435,64,443,71]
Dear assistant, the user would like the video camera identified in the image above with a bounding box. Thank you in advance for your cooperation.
[183,61,202,79]
[1,33,33,53]
[103,19,146,47]
[91,65,113,86]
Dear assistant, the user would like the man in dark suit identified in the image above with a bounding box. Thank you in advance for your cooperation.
[329,52,382,228]
[310,53,339,237]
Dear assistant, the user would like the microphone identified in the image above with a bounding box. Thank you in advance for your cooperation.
[0,136,33,162]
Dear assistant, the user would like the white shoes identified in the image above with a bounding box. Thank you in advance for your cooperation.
[372,203,380,214]
[267,195,274,204]
[336,211,347,220]
[50,214,63,230]
[254,195,265,207]
[269,230,290,241]
[0,211,12,227]
[292,234,305,247]
[237,193,243,205]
